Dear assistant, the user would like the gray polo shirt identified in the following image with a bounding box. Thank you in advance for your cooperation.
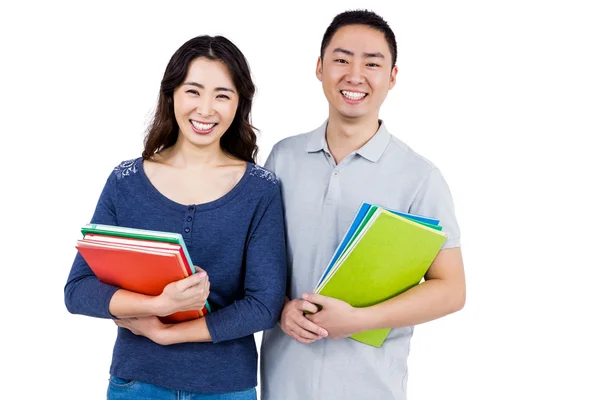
[260,120,461,400]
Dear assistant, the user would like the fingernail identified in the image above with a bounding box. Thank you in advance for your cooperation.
[197,272,207,278]
[302,293,308,299]
[321,330,328,336]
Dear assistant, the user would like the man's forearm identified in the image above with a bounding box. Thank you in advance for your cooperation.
[355,278,466,332]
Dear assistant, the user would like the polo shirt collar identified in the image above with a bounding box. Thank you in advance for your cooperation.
[305,120,329,153]
[305,120,391,163]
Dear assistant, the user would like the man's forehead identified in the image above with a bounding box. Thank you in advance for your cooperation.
[327,26,390,57]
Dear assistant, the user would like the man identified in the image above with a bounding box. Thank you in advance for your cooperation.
[260,9,465,400]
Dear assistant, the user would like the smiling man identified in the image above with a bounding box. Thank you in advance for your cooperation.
[260,10,466,400]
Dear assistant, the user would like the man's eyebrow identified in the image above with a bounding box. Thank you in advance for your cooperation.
[332,47,354,56]
[332,48,385,59]
[363,52,385,59]
[183,81,235,93]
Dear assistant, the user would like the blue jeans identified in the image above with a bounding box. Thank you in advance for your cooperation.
[107,376,257,400]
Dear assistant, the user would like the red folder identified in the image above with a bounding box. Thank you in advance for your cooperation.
[76,238,205,323]
[81,234,194,275]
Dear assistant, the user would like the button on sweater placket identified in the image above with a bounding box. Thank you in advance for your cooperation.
[183,206,195,239]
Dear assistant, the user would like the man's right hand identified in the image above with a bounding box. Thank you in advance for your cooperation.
[280,298,328,344]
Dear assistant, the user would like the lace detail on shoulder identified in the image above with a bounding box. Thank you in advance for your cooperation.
[113,159,139,180]
[250,164,278,184]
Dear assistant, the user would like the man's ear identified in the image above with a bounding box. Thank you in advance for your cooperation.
[316,57,323,82]
[389,65,398,90]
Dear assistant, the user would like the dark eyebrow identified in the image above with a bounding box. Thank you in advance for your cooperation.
[183,81,235,93]
[363,52,385,59]
[332,47,354,56]
[332,48,385,59]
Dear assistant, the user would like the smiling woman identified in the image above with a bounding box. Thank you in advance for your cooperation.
[63,35,287,400]
[174,58,239,145]
[143,36,258,164]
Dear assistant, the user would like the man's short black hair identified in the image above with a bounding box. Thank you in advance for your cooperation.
[320,10,398,67]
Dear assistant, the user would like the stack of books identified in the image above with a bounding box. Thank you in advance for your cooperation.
[314,202,447,347]
[76,224,211,323]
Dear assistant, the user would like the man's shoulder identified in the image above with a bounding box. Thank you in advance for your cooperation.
[386,134,438,174]
[270,130,313,155]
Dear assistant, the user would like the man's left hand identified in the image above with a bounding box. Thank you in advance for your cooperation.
[302,293,362,339]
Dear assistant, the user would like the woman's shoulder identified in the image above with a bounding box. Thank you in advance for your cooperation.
[237,163,280,203]
[111,157,143,181]
[248,163,279,186]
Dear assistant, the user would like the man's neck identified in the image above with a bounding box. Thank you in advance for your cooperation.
[325,114,381,164]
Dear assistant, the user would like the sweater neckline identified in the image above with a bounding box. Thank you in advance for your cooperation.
[136,157,252,212]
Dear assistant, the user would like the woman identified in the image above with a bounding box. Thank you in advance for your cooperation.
[64,35,286,399]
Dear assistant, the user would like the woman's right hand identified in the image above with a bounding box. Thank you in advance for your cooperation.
[155,266,210,316]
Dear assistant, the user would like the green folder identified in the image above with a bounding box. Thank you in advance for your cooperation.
[315,208,446,347]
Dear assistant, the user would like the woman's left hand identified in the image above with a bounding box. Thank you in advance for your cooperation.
[114,316,171,345]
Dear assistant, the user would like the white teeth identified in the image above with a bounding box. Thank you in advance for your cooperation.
[342,90,367,100]
[191,121,216,131]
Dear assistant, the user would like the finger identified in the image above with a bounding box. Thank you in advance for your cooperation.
[179,269,208,290]
[179,280,210,311]
[283,312,327,337]
[283,328,318,344]
[188,278,210,299]
[296,316,328,337]
[202,278,210,297]
[191,270,208,281]
[193,265,206,274]
[299,300,320,314]
[302,292,329,309]
[115,321,128,329]
[291,325,322,341]
[293,334,317,344]
[201,276,210,292]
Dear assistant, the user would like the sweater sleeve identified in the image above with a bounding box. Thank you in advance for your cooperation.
[205,182,287,343]
[64,171,121,319]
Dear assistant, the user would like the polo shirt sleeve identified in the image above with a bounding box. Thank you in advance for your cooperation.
[409,167,461,249]
[264,142,280,174]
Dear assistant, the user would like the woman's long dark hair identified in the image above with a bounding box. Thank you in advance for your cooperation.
[142,35,258,163]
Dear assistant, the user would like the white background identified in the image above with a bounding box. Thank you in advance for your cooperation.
[1,1,598,399]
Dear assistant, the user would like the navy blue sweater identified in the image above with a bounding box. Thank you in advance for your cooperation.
[64,158,287,393]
